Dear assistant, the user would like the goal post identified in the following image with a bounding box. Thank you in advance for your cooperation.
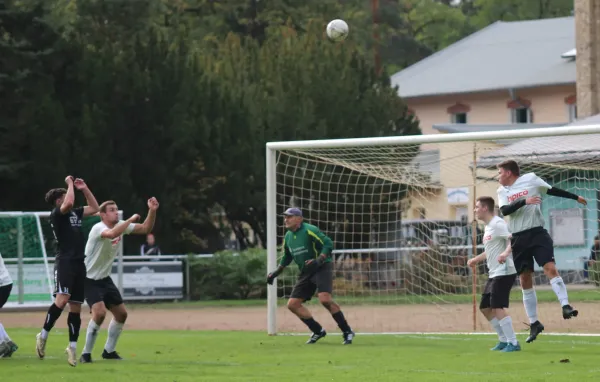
[266,124,600,335]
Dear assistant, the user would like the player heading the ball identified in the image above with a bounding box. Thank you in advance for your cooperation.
[267,207,355,345]
[496,160,586,343]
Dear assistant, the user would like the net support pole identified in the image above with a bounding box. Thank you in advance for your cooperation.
[17,216,24,304]
[34,214,54,299]
[471,143,478,332]
[266,146,278,335]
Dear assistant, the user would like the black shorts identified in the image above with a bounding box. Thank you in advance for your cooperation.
[480,274,517,309]
[84,277,123,309]
[53,260,86,303]
[0,283,12,308]
[511,227,555,274]
[290,262,334,301]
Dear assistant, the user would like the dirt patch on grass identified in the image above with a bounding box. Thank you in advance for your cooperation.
[2,302,600,334]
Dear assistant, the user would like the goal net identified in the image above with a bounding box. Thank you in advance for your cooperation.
[0,211,106,308]
[266,124,600,335]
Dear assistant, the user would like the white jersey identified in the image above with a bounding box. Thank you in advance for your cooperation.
[85,221,135,280]
[497,172,551,233]
[0,252,12,287]
[483,216,516,278]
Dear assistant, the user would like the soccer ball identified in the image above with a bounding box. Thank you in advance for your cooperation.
[326,19,349,42]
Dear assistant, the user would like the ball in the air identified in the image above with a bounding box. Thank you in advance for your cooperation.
[326,19,349,42]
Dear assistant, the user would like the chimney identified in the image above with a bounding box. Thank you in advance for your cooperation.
[575,0,600,118]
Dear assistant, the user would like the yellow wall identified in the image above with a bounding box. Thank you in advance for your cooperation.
[402,84,576,221]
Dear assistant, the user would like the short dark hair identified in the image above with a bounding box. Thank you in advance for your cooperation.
[497,159,520,177]
[45,188,67,206]
[476,196,495,212]
[99,200,116,213]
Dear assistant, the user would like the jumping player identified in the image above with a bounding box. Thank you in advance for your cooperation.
[79,198,159,363]
[37,176,100,366]
[496,160,586,343]
[266,208,354,345]
[468,197,520,352]
[0,251,18,357]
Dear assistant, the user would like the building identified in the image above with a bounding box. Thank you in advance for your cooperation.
[391,17,577,223]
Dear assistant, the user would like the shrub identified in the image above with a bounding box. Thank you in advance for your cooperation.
[187,249,268,300]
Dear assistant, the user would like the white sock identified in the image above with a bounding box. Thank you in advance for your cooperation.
[499,316,518,346]
[522,288,538,324]
[82,319,101,355]
[0,323,9,342]
[40,328,49,340]
[104,319,124,353]
[489,317,507,342]
[550,276,569,306]
[69,341,77,350]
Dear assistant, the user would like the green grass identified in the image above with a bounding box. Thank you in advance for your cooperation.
[4,329,600,381]
[131,288,600,310]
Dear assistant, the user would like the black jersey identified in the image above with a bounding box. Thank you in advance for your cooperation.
[49,206,85,261]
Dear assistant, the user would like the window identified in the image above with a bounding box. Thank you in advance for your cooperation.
[447,102,470,124]
[511,107,532,123]
[451,112,467,124]
[568,103,577,122]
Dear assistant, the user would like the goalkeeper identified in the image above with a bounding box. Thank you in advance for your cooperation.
[267,208,355,345]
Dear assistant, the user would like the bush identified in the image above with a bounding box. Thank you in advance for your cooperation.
[187,249,268,300]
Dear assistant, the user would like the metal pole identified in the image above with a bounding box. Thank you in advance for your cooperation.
[266,146,278,335]
[471,143,478,331]
[17,216,24,304]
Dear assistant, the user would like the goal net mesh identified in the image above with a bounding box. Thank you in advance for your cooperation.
[272,130,600,334]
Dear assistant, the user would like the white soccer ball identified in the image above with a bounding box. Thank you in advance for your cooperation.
[326,19,349,42]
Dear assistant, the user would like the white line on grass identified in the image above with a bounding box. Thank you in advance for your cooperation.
[279,331,600,337]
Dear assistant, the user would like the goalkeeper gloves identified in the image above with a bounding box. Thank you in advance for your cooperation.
[304,255,327,273]
[267,269,281,285]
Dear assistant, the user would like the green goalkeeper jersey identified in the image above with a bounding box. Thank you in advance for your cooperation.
[280,222,334,271]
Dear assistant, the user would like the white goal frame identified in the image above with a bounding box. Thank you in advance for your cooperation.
[265,123,600,335]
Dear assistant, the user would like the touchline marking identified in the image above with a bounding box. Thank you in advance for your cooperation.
[279,331,600,337]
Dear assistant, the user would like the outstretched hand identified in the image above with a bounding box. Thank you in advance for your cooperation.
[148,197,160,210]
[578,196,587,206]
[74,178,88,190]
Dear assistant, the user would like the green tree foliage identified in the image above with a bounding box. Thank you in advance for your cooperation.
[0,0,574,254]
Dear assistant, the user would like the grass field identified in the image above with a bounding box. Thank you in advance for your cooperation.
[3,329,600,381]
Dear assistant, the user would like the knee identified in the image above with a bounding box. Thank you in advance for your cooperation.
[519,272,533,289]
[116,310,128,323]
[93,306,108,323]
[287,299,302,312]
[318,294,335,310]
[543,263,559,277]
[54,295,69,309]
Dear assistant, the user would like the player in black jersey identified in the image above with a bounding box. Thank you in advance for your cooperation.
[36,176,99,367]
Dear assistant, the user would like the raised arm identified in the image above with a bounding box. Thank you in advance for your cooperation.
[547,187,587,205]
[131,197,159,235]
[59,176,76,214]
[74,178,100,217]
[101,214,141,239]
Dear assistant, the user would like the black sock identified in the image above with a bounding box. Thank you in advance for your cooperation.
[67,312,82,343]
[332,311,352,333]
[42,303,64,332]
[301,318,323,334]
